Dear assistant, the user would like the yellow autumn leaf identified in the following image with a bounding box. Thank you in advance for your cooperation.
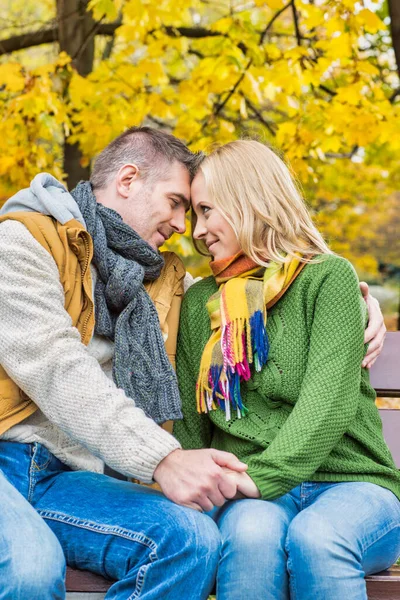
[0,64,25,93]
[335,82,365,105]
[87,0,121,20]
[356,9,385,34]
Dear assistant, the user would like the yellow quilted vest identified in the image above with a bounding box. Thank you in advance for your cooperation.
[0,212,184,435]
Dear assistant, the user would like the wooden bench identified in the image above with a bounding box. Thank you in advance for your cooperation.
[66,332,400,599]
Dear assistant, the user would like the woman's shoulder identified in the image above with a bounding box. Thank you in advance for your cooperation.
[304,253,359,282]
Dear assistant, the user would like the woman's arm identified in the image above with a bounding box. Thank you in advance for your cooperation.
[173,290,213,449]
[246,258,368,500]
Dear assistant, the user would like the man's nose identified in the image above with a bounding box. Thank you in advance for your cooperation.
[171,208,186,234]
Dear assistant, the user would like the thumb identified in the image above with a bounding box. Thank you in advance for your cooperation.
[211,449,248,472]
[359,281,369,299]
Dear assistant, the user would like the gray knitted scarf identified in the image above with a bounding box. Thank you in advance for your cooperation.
[71,181,182,424]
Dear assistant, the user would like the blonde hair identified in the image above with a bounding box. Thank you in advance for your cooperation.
[193,140,332,265]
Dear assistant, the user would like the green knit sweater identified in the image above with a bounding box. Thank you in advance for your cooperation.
[174,255,400,501]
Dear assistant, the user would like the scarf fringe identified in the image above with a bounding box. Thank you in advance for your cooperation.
[196,310,269,421]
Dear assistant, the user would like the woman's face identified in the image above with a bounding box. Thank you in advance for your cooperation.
[191,172,241,261]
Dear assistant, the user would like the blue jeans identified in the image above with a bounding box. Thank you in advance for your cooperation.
[0,468,65,599]
[0,441,220,600]
[211,481,400,600]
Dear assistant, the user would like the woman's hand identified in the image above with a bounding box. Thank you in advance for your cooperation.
[359,282,386,369]
[222,468,261,499]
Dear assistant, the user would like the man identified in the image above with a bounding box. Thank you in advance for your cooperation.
[0,127,251,600]
[0,127,385,599]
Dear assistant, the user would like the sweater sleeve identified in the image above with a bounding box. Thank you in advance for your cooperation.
[246,257,368,500]
[173,288,213,449]
[0,221,180,482]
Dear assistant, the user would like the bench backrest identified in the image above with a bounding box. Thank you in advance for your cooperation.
[370,332,400,467]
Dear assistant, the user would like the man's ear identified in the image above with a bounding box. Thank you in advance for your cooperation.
[116,164,140,199]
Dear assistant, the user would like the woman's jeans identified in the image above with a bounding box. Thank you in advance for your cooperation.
[0,468,65,600]
[211,481,400,600]
[0,441,220,600]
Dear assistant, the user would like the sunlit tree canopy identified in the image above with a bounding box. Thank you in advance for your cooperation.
[0,0,399,274]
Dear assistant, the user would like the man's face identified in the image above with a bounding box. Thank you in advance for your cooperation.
[122,161,191,249]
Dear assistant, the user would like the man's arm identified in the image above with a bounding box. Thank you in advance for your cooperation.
[0,220,181,482]
[0,221,246,508]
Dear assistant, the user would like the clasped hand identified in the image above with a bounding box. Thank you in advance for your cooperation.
[153,448,260,512]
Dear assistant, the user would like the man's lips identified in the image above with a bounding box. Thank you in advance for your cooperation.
[157,230,171,242]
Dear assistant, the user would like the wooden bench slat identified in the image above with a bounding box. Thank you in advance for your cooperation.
[66,567,113,593]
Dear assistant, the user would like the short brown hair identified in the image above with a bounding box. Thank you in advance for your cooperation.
[90,126,203,189]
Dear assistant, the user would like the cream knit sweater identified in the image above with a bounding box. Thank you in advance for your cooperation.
[0,220,181,482]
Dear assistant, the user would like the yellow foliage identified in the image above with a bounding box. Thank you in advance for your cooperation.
[0,0,398,278]
[356,9,384,34]
[0,63,25,93]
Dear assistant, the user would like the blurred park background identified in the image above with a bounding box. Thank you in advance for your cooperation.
[0,0,399,361]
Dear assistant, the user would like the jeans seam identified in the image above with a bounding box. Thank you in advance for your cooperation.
[361,523,400,556]
[127,564,150,599]
[286,549,297,600]
[37,509,159,557]
[27,443,38,503]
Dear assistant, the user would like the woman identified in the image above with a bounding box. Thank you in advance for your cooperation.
[173,140,400,600]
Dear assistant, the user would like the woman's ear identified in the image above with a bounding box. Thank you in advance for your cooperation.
[116,164,140,199]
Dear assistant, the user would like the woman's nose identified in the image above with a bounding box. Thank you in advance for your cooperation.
[193,218,207,239]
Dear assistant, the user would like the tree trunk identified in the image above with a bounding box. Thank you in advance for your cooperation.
[388,0,400,79]
[56,0,96,189]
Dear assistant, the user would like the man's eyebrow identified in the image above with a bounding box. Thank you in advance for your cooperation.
[170,193,190,210]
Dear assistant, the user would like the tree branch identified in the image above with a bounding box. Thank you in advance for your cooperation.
[0,26,58,55]
[0,22,230,57]
[259,1,293,45]
[214,59,252,118]
[163,26,223,39]
[242,94,277,136]
[390,86,400,103]
[290,0,302,46]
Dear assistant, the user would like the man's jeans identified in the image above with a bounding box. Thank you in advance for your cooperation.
[0,441,220,600]
[211,481,400,600]
[0,468,65,599]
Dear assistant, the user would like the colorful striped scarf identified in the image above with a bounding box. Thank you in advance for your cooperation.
[196,252,305,420]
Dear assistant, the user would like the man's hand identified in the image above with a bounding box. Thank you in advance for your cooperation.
[360,281,386,369]
[153,448,248,512]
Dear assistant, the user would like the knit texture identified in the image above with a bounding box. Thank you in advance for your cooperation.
[0,220,181,482]
[71,181,182,424]
[174,255,400,501]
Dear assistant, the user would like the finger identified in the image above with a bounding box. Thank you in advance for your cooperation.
[364,328,385,355]
[207,488,228,507]
[211,450,248,472]
[218,474,238,500]
[366,357,379,369]
[197,496,215,512]
[181,502,205,512]
[362,347,382,368]
[364,320,385,344]
[359,281,369,298]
